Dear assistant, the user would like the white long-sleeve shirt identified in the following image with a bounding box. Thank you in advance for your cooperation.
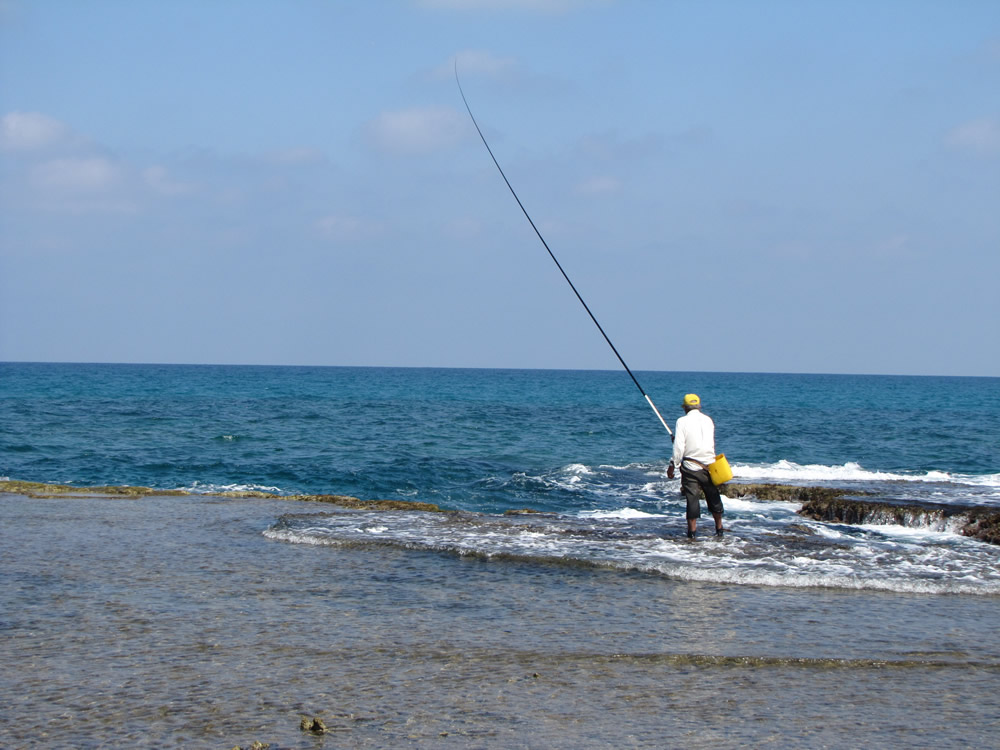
[671,408,717,472]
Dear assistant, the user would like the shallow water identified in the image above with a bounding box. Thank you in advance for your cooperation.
[267,492,1000,596]
[3,492,998,749]
[4,364,999,598]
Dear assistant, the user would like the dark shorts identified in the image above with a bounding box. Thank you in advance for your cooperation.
[680,467,724,520]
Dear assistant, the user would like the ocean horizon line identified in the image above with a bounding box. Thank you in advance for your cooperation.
[2,360,997,381]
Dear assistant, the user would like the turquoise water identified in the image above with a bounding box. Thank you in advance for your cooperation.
[2,362,998,595]
[3,362,998,502]
[2,363,1000,747]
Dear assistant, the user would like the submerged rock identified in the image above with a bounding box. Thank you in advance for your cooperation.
[285,494,443,512]
[5,477,996,545]
[799,497,953,527]
[962,509,1000,545]
[798,496,1000,546]
[723,483,864,503]
[300,716,328,734]
[726,482,1000,546]
[0,479,186,498]
[0,479,442,511]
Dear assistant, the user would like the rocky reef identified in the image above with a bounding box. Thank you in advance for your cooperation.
[0,479,188,498]
[798,495,1000,545]
[725,482,1000,546]
[300,716,328,734]
[0,479,442,512]
[723,483,865,504]
[4,478,997,545]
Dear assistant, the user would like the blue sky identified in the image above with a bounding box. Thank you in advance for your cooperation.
[1,0,998,376]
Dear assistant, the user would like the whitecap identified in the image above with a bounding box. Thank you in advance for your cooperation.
[956,472,1000,488]
[729,460,999,487]
[579,508,661,520]
[184,481,285,495]
[854,523,963,542]
[265,502,1000,597]
[720,495,800,513]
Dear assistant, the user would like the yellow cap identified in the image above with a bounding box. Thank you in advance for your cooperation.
[683,393,701,407]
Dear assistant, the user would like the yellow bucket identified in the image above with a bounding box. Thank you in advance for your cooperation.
[708,454,733,485]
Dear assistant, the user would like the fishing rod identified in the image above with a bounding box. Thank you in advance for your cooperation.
[455,63,673,439]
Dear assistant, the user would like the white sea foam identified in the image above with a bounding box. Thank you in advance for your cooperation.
[579,508,661,520]
[265,503,1000,597]
[733,460,1000,488]
[183,481,285,495]
[734,460,908,482]
[720,495,801,513]
[596,462,653,472]
[637,561,1000,595]
[961,472,1000,487]
[854,523,963,542]
[263,528,332,546]
[810,524,847,539]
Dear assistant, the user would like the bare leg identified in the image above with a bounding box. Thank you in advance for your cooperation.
[687,518,697,535]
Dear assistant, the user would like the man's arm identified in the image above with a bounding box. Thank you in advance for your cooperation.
[668,417,685,477]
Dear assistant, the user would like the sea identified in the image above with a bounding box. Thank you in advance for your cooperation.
[1,362,998,748]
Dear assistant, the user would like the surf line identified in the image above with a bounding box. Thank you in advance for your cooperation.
[455,63,672,439]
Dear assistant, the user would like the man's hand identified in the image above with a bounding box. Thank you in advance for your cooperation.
[667,461,675,479]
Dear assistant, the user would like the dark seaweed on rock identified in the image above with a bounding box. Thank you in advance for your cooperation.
[0,480,442,512]
[282,494,443,512]
[0,479,187,498]
[727,483,1000,546]
[724,483,867,503]
[798,497,1000,546]
[962,510,1000,546]
[4,479,998,545]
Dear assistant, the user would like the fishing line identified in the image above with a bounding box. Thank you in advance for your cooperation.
[455,63,672,438]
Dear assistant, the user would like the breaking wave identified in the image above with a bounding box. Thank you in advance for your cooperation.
[265,505,1000,597]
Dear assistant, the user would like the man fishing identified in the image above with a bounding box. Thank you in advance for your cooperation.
[457,72,728,526]
[667,394,724,538]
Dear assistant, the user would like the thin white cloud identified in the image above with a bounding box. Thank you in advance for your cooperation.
[314,214,382,243]
[873,233,913,259]
[30,156,121,192]
[0,111,73,151]
[444,216,484,240]
[364,107,466,155]
[143,165,195,196]
[426,50,516,92]
[671,125,715,147]
[2,116,139,214]
[946,116,1000,157]
[575,175,621,195]
[443,49,517,80]
[576,131,663,162]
